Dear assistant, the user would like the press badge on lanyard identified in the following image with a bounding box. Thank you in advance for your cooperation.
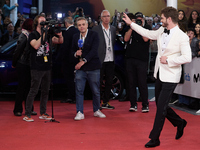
[44,55,48,62]
[103,29,111,51]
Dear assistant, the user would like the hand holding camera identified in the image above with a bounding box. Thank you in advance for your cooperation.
[40,20,61,36]
[56,32,62,38]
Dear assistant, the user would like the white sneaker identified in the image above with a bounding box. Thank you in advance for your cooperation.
[94,110,106,118]
[196,109,200,114]
[39,113,52,120]
[74,111,84,120]
[23,116,34,122]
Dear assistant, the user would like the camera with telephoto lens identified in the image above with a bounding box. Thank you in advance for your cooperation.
[40,20,61,36]
[135,19,142,25]
[77,7,83,17]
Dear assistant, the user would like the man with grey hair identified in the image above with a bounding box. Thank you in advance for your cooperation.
[93,10,116,109]
[60,17,79,104]
[72,17,106,120]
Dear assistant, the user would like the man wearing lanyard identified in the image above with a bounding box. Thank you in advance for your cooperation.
[93,10,116,109]
[123,7,191,147]
[72,17,106,120]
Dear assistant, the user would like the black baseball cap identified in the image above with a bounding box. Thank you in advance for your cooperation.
[127,13,136,20]
[135,12,143,18]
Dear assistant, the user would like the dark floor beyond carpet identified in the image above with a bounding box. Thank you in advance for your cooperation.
[0,100,200,150]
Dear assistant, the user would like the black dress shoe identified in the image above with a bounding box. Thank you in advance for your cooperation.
[31,111,37,115]
[145,139,160,148]
[119,96,129,102]
[176,119,187,139]
[70,100,76,104]
[14,112,22,116]
[60,99,73,103]
[137,96,142,102]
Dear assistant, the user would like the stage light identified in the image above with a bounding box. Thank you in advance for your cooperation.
[57,13,62,19]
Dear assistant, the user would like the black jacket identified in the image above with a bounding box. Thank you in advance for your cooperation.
[92,24,116,64]
[12,33,30,67]
[71,30,101,71]
[59,26,79,64]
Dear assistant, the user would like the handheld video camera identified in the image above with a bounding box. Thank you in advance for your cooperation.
[40,20,61,37]
[77,7,83,17]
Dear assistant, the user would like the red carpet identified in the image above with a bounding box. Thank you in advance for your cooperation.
[0,100,200,150]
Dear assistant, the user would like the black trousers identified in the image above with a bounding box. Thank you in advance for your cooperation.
[100,61,115,103]
[25,70,51,116]
[13,63,33,113]
[62,62,76,100]
[126,58,149,107]
[149,72,183,140]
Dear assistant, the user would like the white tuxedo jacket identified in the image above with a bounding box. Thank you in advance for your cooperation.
[130,22,192,83]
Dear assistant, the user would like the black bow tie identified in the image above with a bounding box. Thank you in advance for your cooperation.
[164,28,170,35]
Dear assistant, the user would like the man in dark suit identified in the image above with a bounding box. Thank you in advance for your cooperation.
[72,17,106,120]
[123,7,191,147]
[93,10,116,109]
[60,17,79,104]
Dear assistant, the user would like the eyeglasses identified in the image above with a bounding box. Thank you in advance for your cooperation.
[102,15,110,18]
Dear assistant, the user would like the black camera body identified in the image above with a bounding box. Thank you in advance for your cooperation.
[40,20,61,36]
[135,19,142,25]
[78,7,83,17]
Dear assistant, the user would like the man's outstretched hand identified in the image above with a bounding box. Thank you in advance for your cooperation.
[122,13,132,25]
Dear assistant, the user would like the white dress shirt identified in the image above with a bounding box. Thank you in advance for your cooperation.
[74,29,88,58]
[161,25,178,54]
[101,24,114,62]
[66,25,74,31]
[79,29,88,44]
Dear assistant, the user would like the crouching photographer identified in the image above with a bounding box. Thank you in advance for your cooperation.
[23,15,63,122]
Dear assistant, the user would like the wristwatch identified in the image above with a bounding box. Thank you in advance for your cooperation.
[82,58,87,63]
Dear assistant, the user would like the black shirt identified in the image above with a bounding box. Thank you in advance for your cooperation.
[125,24,151,62]
[188,22,196,30]
[28,30,52,71]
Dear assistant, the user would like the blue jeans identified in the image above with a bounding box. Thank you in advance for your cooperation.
[75,69,100,113]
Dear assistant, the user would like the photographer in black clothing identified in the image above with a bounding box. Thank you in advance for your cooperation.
[23,15,63,122]
[124,12,151,113]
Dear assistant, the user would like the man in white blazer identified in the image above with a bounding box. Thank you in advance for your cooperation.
[123,7,191,148]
